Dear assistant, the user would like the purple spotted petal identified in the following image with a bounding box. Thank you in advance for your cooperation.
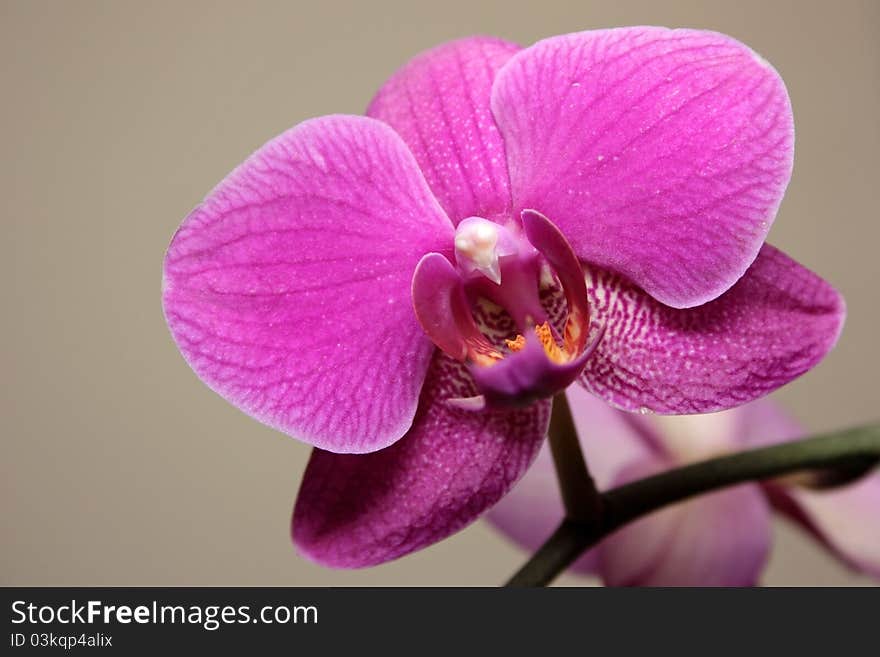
[163,115,454,454]
[486,385,662,574]
[738,402,880,579]
[579,244,845,414]
[367,36,519,223]
[292,353,550,568]
[492,27,794,308]
[598,459,772,586]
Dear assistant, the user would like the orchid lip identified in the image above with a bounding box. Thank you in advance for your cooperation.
[412,210,598,407]
[470,322,605,408]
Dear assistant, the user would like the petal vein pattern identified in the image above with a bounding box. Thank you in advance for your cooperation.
[163,116,454,453]
[368,37,520,223]
[491,27,795,308]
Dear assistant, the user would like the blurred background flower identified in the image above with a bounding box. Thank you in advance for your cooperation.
[489,386,880,585]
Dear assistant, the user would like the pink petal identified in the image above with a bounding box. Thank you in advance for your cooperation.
[736,397,808,449]
[486,385,662,574]
[367,37,519,223]
[774,478,880,579]
[491,27,794,308]
[579,244,845,414]
[738,401,880,578]
[163,115,454,454]
[642,410,747,463]
[292,353,551,567]
[598,460,772,586]
[411,252,499,364]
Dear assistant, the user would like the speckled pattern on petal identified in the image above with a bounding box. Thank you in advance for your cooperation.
[578,244,845,414]
[292,352,550,567]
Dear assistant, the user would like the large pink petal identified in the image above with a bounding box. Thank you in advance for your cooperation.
[486,385,663,574]
[292,353,550,567]
[598,461,772,586]
[163,115,454,454]
[579,244,845,414]
[367,37,519,224]
[738,401,880,578]
[492,27,794,308]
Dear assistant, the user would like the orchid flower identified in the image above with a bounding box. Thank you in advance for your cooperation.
[162,28,845,568]
[489,387,880,585]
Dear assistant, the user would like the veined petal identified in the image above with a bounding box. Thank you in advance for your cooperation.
[739,401,880,579]
[292,353,550,568]
[163,115,454,454]
[579,245,845,414]
[486,385,662,574]
[368,36,519,223]
[492,27,794,308]
[598,460,772,586]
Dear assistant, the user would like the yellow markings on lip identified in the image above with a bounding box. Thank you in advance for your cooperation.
[504,334,526,352]
[505,322,568,364]
[466,339,504,367]
[563,306,588,355]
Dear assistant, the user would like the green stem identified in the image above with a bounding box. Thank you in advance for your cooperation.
[546,393,602,525]
[506,423,880,587]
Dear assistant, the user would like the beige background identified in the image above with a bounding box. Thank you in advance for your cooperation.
[2,0,878,586]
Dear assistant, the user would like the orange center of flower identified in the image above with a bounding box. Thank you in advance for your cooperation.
[505,322,568,364]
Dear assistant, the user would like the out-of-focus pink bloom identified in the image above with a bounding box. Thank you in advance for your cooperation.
[489,386,880,585]
[162,29,845,567]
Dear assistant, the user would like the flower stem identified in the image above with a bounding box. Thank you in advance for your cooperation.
[506,422,880,587]
[547,393,602,526]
